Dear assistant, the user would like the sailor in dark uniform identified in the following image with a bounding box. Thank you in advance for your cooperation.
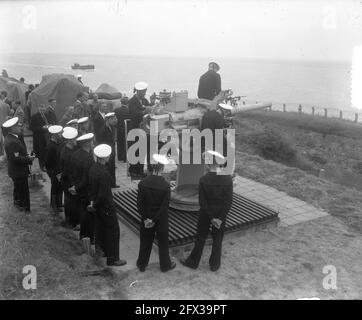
[77,117,91,136]
[65,119,79,130]
[180,150,233,272]
[136,154,176,273]
[201,103,233,156]
[93,102,108,144]
[96,112,118,188]
[197,62,222,100]
[2,117,36,212]
[114,96,130,162]
[128,82,155,179]
[59,127,79,228]
[30,104,57,171]
[45,125,64,212]
[88,144,127,267]
[69,133,95,242]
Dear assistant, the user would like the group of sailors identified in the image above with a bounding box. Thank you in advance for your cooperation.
[1,62,234,272]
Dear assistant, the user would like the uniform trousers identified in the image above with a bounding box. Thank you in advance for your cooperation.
[49,174,63,208]
[12,177,30,210]
[137,215,172,271]
[185,212,225,269]
[96,211,120,263]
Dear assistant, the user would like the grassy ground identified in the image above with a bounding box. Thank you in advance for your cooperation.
[0,160,128,299]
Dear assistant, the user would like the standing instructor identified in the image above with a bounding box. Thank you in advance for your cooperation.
[197,62,222,100]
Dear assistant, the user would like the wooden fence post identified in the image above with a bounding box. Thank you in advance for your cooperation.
[283,104,286,112]
[355,113,359,123]
[298,104,302,114]
[324,108,328,118]
[312,106,315,116]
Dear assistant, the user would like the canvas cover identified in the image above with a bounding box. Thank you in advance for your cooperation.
[0,76,28,107]
[29,73,88,120]
[95,83,122,100]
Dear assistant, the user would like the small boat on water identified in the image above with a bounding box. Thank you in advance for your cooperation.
[71,63,95,70]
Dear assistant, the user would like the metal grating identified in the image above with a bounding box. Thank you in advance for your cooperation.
[113,189,279,247]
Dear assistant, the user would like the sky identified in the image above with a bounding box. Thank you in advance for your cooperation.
[0,0,361,62]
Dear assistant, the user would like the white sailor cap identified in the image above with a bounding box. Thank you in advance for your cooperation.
[204,150,225,164]
[77,117,89,124]
[93,144,112,158]
[77,74,82,78]
[76,132,94,142]
[2,117,19,128]
[104,112,116,119]
[48,125,63,134]
[218,103,234,111]
[152,154,169,165]
[62,127,78,140]
[134,81,148,91]
[66,119,78,125]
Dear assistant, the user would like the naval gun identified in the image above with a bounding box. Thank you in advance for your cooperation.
[134,89,272,211]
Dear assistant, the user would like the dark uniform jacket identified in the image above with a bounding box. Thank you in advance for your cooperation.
[97,123,114,146]
[93,112,105,143]
[201,110,225,133]
[45,140,61,176]
[199,171,233,220]
[115,105,131,161]
[88,162,115,215]
[4,133,32,179]
[59,144,74,190]
[128,95,150,128]
[70,148,94,199]
[47,107,58,125]
[30,111,56,156]
[137,175,170,223]
[197,70,221,100]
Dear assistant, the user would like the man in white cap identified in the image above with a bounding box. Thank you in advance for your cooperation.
[3,117,36,212]
[69,133,95,240]
[77,116,90,136]
[128,82,155,179]
[96,112,119,188]
[180,150,233,272]
[59,127,79,228]
[45,125,64,212]
[197,62,222,100]
[136,153,176,272]
[65,118,78,129]
[87,144,127,267]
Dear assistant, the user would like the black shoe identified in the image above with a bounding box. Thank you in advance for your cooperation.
[161,261,176,272]
[107,259,127,267]
[179,258,197,270]
[73,225,80,231]
[112,184,120,188]
[210,264,220,272]
[137,265,146,272]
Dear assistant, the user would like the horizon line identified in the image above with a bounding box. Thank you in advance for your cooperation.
[0,51,351,65]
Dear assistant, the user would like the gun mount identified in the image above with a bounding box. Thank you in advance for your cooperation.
[135,90,272,211]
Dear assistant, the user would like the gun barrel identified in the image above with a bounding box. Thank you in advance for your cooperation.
[230,102,271,115]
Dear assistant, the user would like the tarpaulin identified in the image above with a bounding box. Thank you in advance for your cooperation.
[29,73,88,120]
[95,83,122,100]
